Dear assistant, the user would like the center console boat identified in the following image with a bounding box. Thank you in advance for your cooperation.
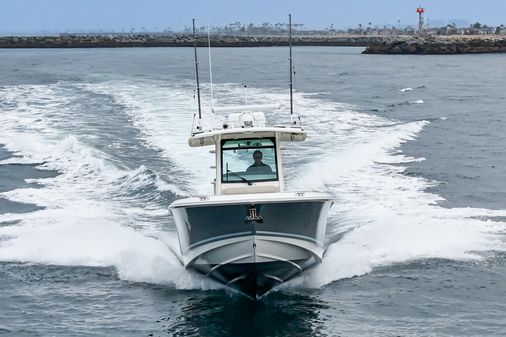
[169,16,333,300]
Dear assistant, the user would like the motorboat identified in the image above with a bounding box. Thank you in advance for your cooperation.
[169,16,333,300]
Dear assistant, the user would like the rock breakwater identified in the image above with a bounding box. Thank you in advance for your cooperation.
[363,35,506,54]
[0,34,381,48]
[3,34,505,54]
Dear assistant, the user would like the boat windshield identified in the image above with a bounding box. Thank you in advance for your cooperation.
[221,138,278,183]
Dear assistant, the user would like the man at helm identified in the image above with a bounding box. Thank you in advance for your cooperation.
[246,150,273,175]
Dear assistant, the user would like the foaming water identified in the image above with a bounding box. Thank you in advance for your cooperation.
[80,80,216,196]
[0,83,213,289]
[1,78,506,294]
[284,98,506,289]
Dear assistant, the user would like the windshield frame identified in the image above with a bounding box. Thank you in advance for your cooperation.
[220,137,279,184]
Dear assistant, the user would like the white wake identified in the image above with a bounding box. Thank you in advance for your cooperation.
[0,80,505,291]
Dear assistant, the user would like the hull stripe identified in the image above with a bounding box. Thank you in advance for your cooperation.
[263,274,284,283]
[256,253,304,271]
[206,253,254,276]
[226,274,248,286]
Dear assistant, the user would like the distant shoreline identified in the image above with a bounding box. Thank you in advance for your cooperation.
[1,34,506,54]
[0,34,374,48]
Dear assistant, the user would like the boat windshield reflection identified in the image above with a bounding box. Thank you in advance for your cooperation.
[222,138,278,183]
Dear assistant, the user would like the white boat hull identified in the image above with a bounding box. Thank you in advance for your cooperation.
[170,192,332,299]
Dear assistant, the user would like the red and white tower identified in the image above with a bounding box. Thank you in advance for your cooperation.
[416,6,425,32]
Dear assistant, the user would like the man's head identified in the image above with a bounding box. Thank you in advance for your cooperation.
[253,150,263,165]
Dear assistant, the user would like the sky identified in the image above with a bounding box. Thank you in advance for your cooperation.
[1,0,505,35]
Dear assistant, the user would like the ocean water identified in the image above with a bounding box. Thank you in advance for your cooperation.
[0,46,505,336]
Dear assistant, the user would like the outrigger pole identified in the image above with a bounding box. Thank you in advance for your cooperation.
[289,14,294,116]
[192,18,202,125]
[207,21,215,112]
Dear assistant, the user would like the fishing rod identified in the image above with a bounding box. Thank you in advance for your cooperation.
[207,21,215,112]
[289,13,294,117]
[192,18,202,127]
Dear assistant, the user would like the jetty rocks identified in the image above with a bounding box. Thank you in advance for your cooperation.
[0,34,375,48]
[1,34,506,54]
[363,35,506,54]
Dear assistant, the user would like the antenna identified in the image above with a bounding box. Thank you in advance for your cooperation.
[192,18,202,125]
[207,21,215,112]
[289,14,294,117]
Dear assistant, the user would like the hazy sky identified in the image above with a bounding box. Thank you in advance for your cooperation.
[1,0,505,34]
